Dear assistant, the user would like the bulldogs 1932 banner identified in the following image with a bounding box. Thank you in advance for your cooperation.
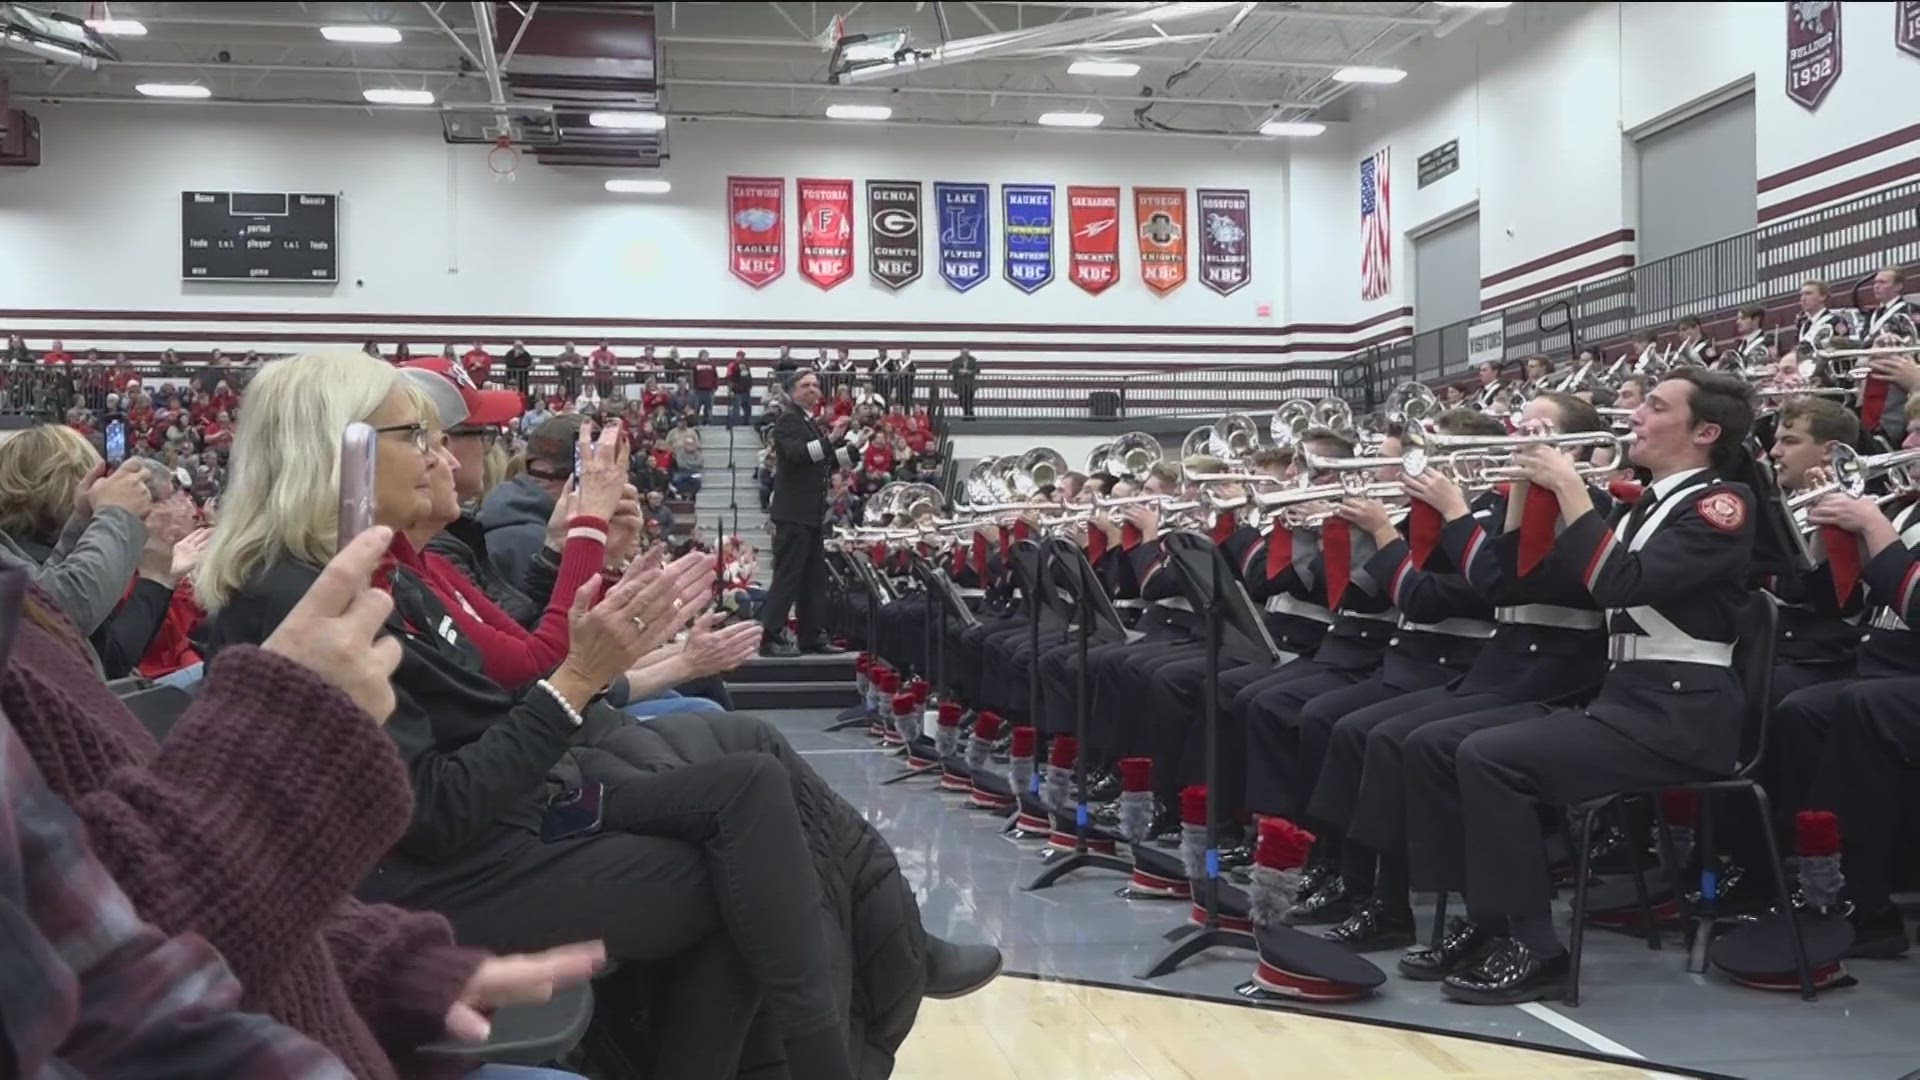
[1001,184,1055,294]
[1066,185,1121,295]
[935,182,990,292]
[796,178,854,290]
[1134,187,1188,295]
[1899,0,1920,58]
[1196,188,1252,296]
[866,180,922,290]
[726,176,785,288]
[1786,1,1842,111]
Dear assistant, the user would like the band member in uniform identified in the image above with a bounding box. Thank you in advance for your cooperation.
[1472,361,1509,412]
[1401,368,1757,1004]
[897,348,918,409]
[1762,398,1866,700]
[1675,315,1713,366]
[760,369,858,657]
[1627,329,1662,374]
[1615,374,1648,411]
[1727,306,1771,371]
[950,349,981,419]
[1861,266,1916,443]
[1796,279,1839,352]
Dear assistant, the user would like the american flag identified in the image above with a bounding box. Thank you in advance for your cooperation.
[1360,147,1392,301]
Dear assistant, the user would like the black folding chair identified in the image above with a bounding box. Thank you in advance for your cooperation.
[424,981,595,1066]
[117,684,193,744]
[1565,594,1816,1004]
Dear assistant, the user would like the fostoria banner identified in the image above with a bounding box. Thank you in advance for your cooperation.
[1066,185,1121,295]
[797,177,855,290]
[1133,186,1188,295]
[726,175,785,288]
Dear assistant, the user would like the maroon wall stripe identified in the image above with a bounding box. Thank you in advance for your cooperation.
[1478,230,1636,290]
[1478,254,1636,312]
[1757,158,1920,224]
[1757,122,1920,194]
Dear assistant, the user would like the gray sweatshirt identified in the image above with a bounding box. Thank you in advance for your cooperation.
[0,507,147,635]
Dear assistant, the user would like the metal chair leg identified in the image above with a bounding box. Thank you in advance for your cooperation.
[1621,798,1661,951]
[1429,891,1450,948]
[1749,783,1818,1001]
[1565,803,1601,1007]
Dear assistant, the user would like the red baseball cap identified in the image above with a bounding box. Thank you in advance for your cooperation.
[401,357,524,427]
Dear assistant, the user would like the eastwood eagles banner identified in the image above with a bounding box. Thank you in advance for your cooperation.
[796,177,855,290]
[1134,186,1188,295]
[1001,183,1055,294]
[726,175,785,288]
[1197,188,1252,296]
[866,180,923,290]
[1066,185,1121,295]
[935,182,991,292]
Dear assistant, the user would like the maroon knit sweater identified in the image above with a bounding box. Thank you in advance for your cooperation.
[0,606,487,1080]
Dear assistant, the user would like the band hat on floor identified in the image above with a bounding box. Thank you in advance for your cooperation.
[1709,811,1856,992]
[967,712,1015,812]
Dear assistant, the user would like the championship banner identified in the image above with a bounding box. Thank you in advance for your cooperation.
[1196,188,1251,296]
[935,182,990,292]
[726,175,785,288]
[796,177,854,290]
[1786,0,1841,111]
[1001,183,1055,294]
[1899,0,1920,58]
[1066,185,1121,295]
[1133,187,1188,295]
[866,179,923,290]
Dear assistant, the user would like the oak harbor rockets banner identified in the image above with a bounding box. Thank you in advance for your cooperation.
[1001,183,1055,294]
[1196,188,1251,296]
[1133,186,1188,295]
[796,178,854,290]
[726,176,785,288]
[866,180,923,290]
[1066,185,1121,295]
[935,182,990,292]
[1786,0,1842,111]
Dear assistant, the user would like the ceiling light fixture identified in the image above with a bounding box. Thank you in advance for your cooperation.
[606,179,672,194]
[1260,120,1326,137]
[589,111,667,130]
[1333,66,1408,84]
[1068,59,1140,78]
[825,104,893,120]
[135,82,211,99]
[362,87,435,105]
[1434,2,1513,7]
[322,25,403,43]
[1037,112,1104,128]
[84,18,146,36]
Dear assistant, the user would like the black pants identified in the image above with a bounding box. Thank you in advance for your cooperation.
[1145,656,1282,813]
[761,521,827,643]
[1320,687,1511,859]
[955,377,976,418]
[1805,677,1920,910]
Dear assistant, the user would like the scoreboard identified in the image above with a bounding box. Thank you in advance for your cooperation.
[181,191,338,282]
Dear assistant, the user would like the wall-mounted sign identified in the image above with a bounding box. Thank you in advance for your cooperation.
[1898,0,1920,59]
[1416,140,1459,189]
[1786,0,1842,111]
[1467,315,1506,367]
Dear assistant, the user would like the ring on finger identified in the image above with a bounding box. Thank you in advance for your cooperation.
[632,616,648,633]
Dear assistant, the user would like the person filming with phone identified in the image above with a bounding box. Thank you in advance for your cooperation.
[759,369,859,658]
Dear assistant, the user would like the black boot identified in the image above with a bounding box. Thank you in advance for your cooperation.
[924,934,1004,999]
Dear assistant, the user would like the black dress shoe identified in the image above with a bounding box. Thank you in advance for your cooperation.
[799,638,847,655]
[1284,875,1358,925]
[1398,917,1494,982]
[1146,805,1182,846]
[1078,768,1121,804]
[1323,900,1417,953]
[759,638,801,658]
[924,935,1004,999]
[1441,937,1569,1005]
[1218,843,1255,872]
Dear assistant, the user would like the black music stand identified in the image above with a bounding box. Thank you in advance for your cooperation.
[1138,530,1282,980]
[826,546,889,732]
[1026,536,1134,889]
[878,552,975,786]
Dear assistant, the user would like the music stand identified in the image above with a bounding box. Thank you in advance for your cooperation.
[1026,536,1134,890]
[1138,529,1281,980]
[879,552,975,786]
[825,545,890,732]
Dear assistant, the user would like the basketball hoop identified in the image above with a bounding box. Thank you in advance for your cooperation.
[487,135,520,182]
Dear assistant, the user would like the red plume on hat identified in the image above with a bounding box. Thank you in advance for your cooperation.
[973,711,1004,741]
[1179,786,1210,883]
[1660,791,1699,829]
[1795,810,1840,858]
[891,693,914,717]
[1009,726,1037,759]
[1116,757,1156,844]
[934,699,962,757]
[1794,810,1844,912]
[1180,785,1210,827]
[1249,816,1317,928]
[966,710,1002,773]
[937,701,963,727]
[1008,726,1038,794]
[1048,735,1079,770]
[1255,817,1315,871]
[1119,757,1153,793]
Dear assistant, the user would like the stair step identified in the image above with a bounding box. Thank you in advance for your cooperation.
[730,681,861,710]
[732,653,858,683]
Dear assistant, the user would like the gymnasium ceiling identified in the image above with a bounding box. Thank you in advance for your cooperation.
[4,2,1507,161]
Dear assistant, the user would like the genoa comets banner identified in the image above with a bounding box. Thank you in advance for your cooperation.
[1133,186,1188,295]
[1001,184,1055,294]
[935,182,991,292]
[726,175,785,288]
[1066,185,1121,295]
[1196,188,1252,296]
[1898,0,1920,58]
[1786,0,1842,111]
[796,178,855,290]
[866,180,922,290]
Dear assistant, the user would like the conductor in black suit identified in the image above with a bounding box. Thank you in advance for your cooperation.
[759,369,857,657]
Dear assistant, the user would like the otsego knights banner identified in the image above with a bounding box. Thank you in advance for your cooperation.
[1133,186,1188,295]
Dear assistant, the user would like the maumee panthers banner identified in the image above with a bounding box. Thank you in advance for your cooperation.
[866,180,923,290]
[1001,183,1055,294]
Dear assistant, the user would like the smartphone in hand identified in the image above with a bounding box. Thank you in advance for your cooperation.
[337,422,377,550]
[105,420,126,466]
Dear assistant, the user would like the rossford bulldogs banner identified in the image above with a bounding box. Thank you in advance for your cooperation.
[1899,0,1920,58]
[726,176,785,288]
[1786,1,1842,111]
[1197,188,1251,296]
[1001,184,1055,294]
[935,182,990,292]
[796,178,854,290]
[1134,187,1188,295]
[866,180,922,290]
[1066,185,1121,295]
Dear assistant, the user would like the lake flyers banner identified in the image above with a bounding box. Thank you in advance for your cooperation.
[935,182,991,292]
[797,178,855,290]
[726,175,785,288]
[1196,188,1252,296]
[1134,187,1188,295]
[1066,185,1121,295]
[1001,183,1055,294]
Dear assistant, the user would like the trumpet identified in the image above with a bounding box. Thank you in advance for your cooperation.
[1281,499,1411,530]
[1785,444,1869,512]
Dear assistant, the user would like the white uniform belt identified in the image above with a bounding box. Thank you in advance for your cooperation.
[1113,598,1147,610]
[1338,609,1397,623]
[1496,604,1605,631]
[1266,594,1333,624]
[1398,616,1497,639]
[1155,597,1194,612]
[1869,608,1911,632]
[1606,634,1734,667]
[957,588,986,599]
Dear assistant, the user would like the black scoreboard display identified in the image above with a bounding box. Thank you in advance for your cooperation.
[181,191,338,282]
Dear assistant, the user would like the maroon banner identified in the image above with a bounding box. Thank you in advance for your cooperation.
[1786,0,1842,111]
[1196,188,1251,296]
[1900,1,1920,58]
[726,176,785,288]
[797,177,855,290]
[1066,185,1121,295]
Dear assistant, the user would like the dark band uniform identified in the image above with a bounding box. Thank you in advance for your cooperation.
[761,406,857,645]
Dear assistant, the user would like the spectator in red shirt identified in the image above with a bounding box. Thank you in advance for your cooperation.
[209,380,238,416]
[862,436,895,478]
[109,354,138,393]
[42,339,70,366]
[590,341,618,399]
[691,349,719,426]
[640,377,671,415]
[882,403,912,438]
[827,384,855,421]
[203,410,234,450]
[461,341,493,387]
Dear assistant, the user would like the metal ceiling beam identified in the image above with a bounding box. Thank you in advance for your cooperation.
[0,57,468,78]
[667,75,1314,109]
[835,2,1241,84]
